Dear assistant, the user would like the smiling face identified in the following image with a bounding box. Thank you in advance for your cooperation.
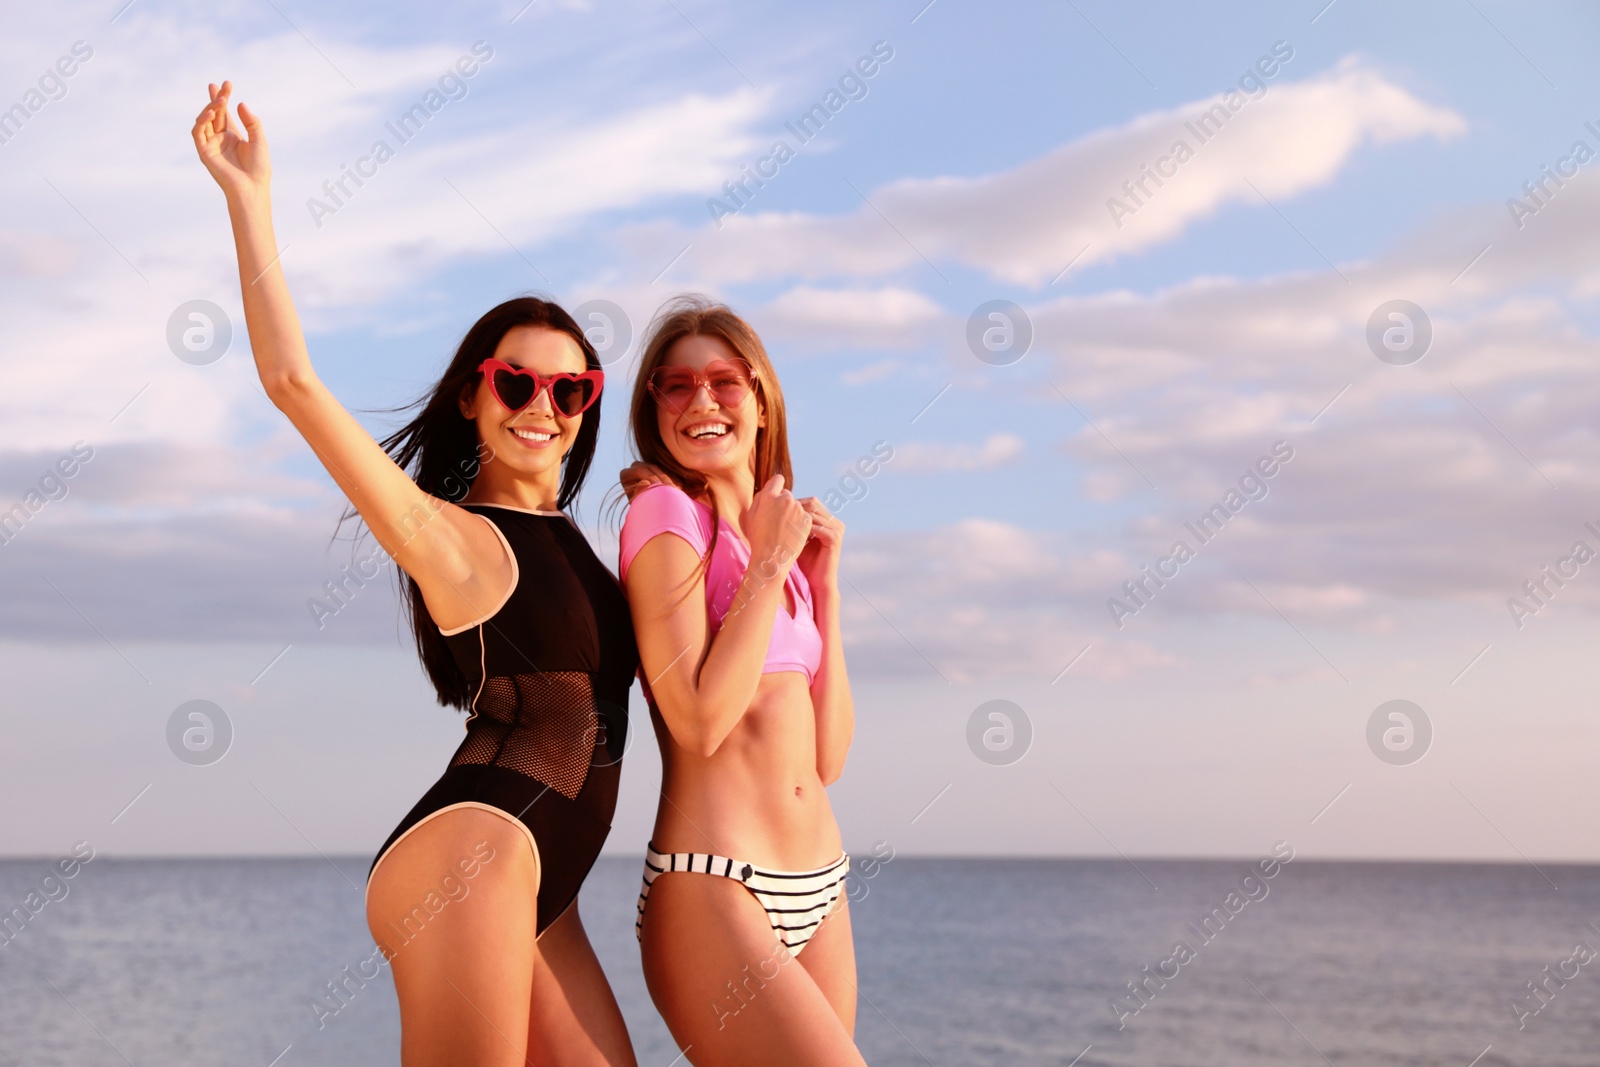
[459,325,590,485]
[653,333,764,481]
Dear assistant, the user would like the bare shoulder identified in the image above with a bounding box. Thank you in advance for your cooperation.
[405,500,518,633]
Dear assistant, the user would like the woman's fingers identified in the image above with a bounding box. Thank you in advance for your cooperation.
[619,467,662,500]
[799,497,836,523]
[192,102,222,152]
[205,81,233,137]
[192,81,266,168]
[194,90,219,128]
[618,461,666,500]
[796,497,844,546]
[194,82,231,139]
[621,460,663,481]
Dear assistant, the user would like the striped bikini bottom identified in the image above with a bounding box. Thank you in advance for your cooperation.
[636,843,851,957]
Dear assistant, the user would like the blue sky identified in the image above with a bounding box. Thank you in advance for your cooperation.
[5,0,1600,864]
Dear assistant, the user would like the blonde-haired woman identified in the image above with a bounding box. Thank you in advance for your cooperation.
[618,297,865,1065]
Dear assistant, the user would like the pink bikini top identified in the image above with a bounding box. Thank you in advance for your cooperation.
[619,484,823,685]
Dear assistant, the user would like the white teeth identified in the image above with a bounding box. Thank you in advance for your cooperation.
[512,428,554,442]
[687,424,729,439]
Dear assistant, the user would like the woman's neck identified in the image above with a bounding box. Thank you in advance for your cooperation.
[461,467,562,512]
[702,466,757,526]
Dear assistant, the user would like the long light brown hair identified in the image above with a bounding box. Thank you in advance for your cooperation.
[626,295,794,581]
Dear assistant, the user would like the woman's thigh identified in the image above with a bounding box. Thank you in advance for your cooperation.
[639,872,867,1067]
[796,897,857,1034]
[527,902,639,1067]
[365,806,539,1067]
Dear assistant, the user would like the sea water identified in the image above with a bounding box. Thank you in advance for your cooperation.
[1,855,1596,1066]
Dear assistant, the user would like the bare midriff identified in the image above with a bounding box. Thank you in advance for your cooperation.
[649,669,841,871]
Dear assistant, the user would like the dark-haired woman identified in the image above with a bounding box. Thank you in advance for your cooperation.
[618,298,864,1065]
[194,83,639,1066]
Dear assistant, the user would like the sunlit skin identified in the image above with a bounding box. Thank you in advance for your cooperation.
[193,81,636,1066]
[624,335,864,1065]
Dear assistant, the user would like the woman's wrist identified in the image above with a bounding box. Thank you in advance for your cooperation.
[810,575,841,604]
[225,185,273,221]
[752,538,805,577]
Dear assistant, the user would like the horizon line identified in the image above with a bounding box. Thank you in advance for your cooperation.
[4,851,1596,868]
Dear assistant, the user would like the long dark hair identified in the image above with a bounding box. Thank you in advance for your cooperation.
[346,296,602,710]
[625,295,793,587]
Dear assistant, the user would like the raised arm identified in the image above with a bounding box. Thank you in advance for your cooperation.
[625,476,812,758]
[192,83,507,630]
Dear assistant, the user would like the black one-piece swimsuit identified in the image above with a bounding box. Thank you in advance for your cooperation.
[367,503,639,938]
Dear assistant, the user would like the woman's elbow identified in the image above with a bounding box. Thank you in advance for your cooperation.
[263,369,316,411]
[818,755,847,786]
[659,700,732,759]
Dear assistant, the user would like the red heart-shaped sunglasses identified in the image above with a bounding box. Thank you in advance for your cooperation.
[477,358,604,418]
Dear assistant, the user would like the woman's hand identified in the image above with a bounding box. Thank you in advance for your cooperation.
[745,474,811,576]
[796,496,843,593]
[620,461,670,501]
[192,81,271,205]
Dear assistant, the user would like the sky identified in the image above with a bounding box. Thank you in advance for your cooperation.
[4,0,1600,867]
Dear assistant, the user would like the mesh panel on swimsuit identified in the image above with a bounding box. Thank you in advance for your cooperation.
[449,670,600,800]
[369,506,638,941]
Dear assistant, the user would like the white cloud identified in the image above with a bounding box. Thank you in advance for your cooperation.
[1015,176,1600,633]
[0,13,771,454]
[651,55,1465,287]
[809,150,1600,655]
[754,285,944,349]
[841,358,899,385]
[840,520,1182,681]
[8,8,1597,676]
[890,433,1024,474]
